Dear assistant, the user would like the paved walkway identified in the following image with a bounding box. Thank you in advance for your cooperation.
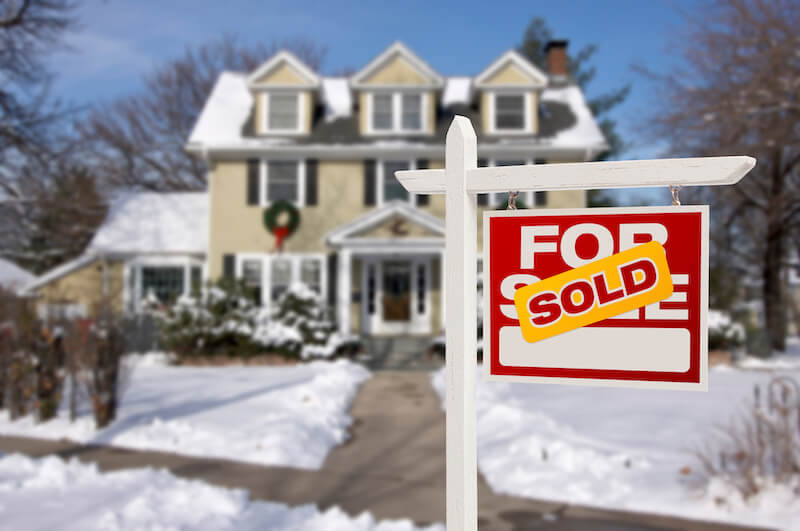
[0,372,768,531]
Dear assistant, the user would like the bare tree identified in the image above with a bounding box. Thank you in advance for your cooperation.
[78,35,327,191]
[641,0,800,353]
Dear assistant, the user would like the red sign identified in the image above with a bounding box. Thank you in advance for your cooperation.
[483,206,708,390]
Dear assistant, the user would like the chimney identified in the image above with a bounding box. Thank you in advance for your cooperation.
[545,40,568,77]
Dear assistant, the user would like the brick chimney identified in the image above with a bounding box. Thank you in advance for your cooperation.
[545,40,568,77]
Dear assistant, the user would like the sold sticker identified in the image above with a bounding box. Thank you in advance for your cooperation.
[513,241,674,344]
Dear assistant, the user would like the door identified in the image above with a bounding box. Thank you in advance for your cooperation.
[382,261,411,321]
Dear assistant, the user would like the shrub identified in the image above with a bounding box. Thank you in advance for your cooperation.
[708,309,745,351]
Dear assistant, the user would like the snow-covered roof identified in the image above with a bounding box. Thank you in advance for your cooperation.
[21,253,97,295]
[0,258,36,292]
[88,192,207,254]
[321,78,351,122]
[442,77,472,106]
[188,72,253,146]
[540,85,607,150]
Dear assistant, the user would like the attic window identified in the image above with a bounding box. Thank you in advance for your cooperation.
[494,94,525,131]
[264,92,301,132]
[369,92,425,134]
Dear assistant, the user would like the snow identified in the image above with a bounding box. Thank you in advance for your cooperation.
[442,76,472,106]
[321,78,352,121]
[21,253,96,295]
[431,364,800,529]
[88,192,207,254]
[188,71,253,146]
[0,453,443,531]
[541,85,607,150]
[736,336,800,370]
[0,360,370,470]
[0,257,35,291]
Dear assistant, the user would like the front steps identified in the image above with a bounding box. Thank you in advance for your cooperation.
[361,336,443,371]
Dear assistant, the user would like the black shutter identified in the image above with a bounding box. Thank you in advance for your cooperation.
[415,159,429,206]
[305,159,318,206]
[247,159,259,206]
[477,158,488,206]
[364,159,376,206]
[223,254,235,280]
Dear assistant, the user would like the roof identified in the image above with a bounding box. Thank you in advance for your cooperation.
[247,50,320,89]
[474,50,548,89]
[351,41,444,89]
[0,258,36,292]
[88,192,208,254]
[21,253,97,295]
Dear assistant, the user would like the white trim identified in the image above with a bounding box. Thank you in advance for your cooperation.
[326,200,445,245]
[261,158,307,207]
[260,91,305,135]
[376,159,418,206]
[474,49,548,89]
[487,91,532,135]
[235,252,328,314]
[351,41,444,89]
[365,92,429,135]
[126,256,205,312]
[247,50,320,89]
[21,253,98,294]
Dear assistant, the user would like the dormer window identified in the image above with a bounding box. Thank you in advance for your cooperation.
[368,92,425,134]
[490,92,530,133]
[262,92,303,134]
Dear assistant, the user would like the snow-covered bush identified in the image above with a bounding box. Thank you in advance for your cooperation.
[693,376,800,501]
[708,309,746,351]
[150,280,359,361]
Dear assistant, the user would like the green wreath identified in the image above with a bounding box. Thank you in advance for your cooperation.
[263,200,301,250]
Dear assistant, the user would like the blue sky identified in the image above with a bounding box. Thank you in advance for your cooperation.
[51,0,696,202]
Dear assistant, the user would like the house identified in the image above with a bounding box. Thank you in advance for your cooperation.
[0,258,36,293]
[24,40,607,336]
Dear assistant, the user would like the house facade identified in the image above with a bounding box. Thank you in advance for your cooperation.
[25,40,608,337]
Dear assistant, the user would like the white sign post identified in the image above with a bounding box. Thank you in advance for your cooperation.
[395,116,754,530]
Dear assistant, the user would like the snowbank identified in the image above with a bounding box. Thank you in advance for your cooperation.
[0,360,370,470]
[431,365,800,529]
[0,453,442,531]
[0,258,35,291]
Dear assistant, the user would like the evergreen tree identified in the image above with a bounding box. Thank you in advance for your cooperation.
[517,17,630,159]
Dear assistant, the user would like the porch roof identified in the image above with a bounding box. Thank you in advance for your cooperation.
[326,201,445,249]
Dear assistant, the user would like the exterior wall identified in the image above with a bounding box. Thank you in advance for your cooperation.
[254,63,313,85]
[426,92,436,133]
[425,160,446,218]
[208,160,368,279]
[358,92,369,134]
[547,190,586,209]
[36,259,125,316]
[484,63,533,85]
[356,215,439,238]
[480,91,492,135]
[362,55,429,85]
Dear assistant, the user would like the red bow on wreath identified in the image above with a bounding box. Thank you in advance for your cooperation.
[263,201,301,253]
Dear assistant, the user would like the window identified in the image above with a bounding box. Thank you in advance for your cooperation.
[372,94,393,131]
[416,263,426,314]
[534,191,547,206]
[301,258,321,293]
[190,265,203,296]
[242,259,262,305]
[141,267,184,303]
[267,93,299,131]
[401,93,422,130]
[383,161,409,202]
[267,161,299,202]
[370,92,425,133]
[494,94,525,131]
[271,258,291,302]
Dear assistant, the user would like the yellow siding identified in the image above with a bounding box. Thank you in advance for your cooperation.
[37,259,125,315]
[303,91,314,133]
[431,256,441,334]
[359,92,369,135]
[363,55,429,85]
[425,159,446,218]
[208,160,369,279]
[480,91,491,134]
[426,91,436,133]
[546,190,586,209]
[355,215,439,238]
[530,91,538,134]
[483,63,535,85]
[254,63,313,85]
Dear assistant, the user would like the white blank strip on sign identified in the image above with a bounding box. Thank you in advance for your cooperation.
[395,156,755,194]
[499,326,691,372]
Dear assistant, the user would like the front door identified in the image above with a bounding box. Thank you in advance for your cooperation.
[382,261,411,321]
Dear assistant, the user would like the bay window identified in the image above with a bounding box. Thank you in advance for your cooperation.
[141,266,184,304]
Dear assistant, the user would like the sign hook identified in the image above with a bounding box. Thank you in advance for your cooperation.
[507,190,520,210]
[670,185,681,206]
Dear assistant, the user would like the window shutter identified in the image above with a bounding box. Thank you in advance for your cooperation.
[477,158,489,206]
[363,159,376,206]
[305,159,318,206]
[247,159,260,206]
[415,159,429,206]
[223,254,235,280]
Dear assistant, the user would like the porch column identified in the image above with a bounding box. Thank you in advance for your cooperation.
[337,249,351,334]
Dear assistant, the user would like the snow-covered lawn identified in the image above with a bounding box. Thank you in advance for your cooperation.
[0,357,370,469]
[0,453,442,531]
[432,363,800,529]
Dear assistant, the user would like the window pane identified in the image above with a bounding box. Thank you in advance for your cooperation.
[300,259,321,293]
[268,93,298,130]
[191,266,202,296]
[141,267,184,304]
[495,94,525,130]
[401,94,422,130]
[267,161,298,201]
[372,94,393,130]
[383,161,409,201]
[242,259,262,305]
[271,258,291,302]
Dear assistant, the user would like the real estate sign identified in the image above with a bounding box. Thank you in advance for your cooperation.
[483,206,709,390]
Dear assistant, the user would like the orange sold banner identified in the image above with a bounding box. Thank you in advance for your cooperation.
[513,241,674,344]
